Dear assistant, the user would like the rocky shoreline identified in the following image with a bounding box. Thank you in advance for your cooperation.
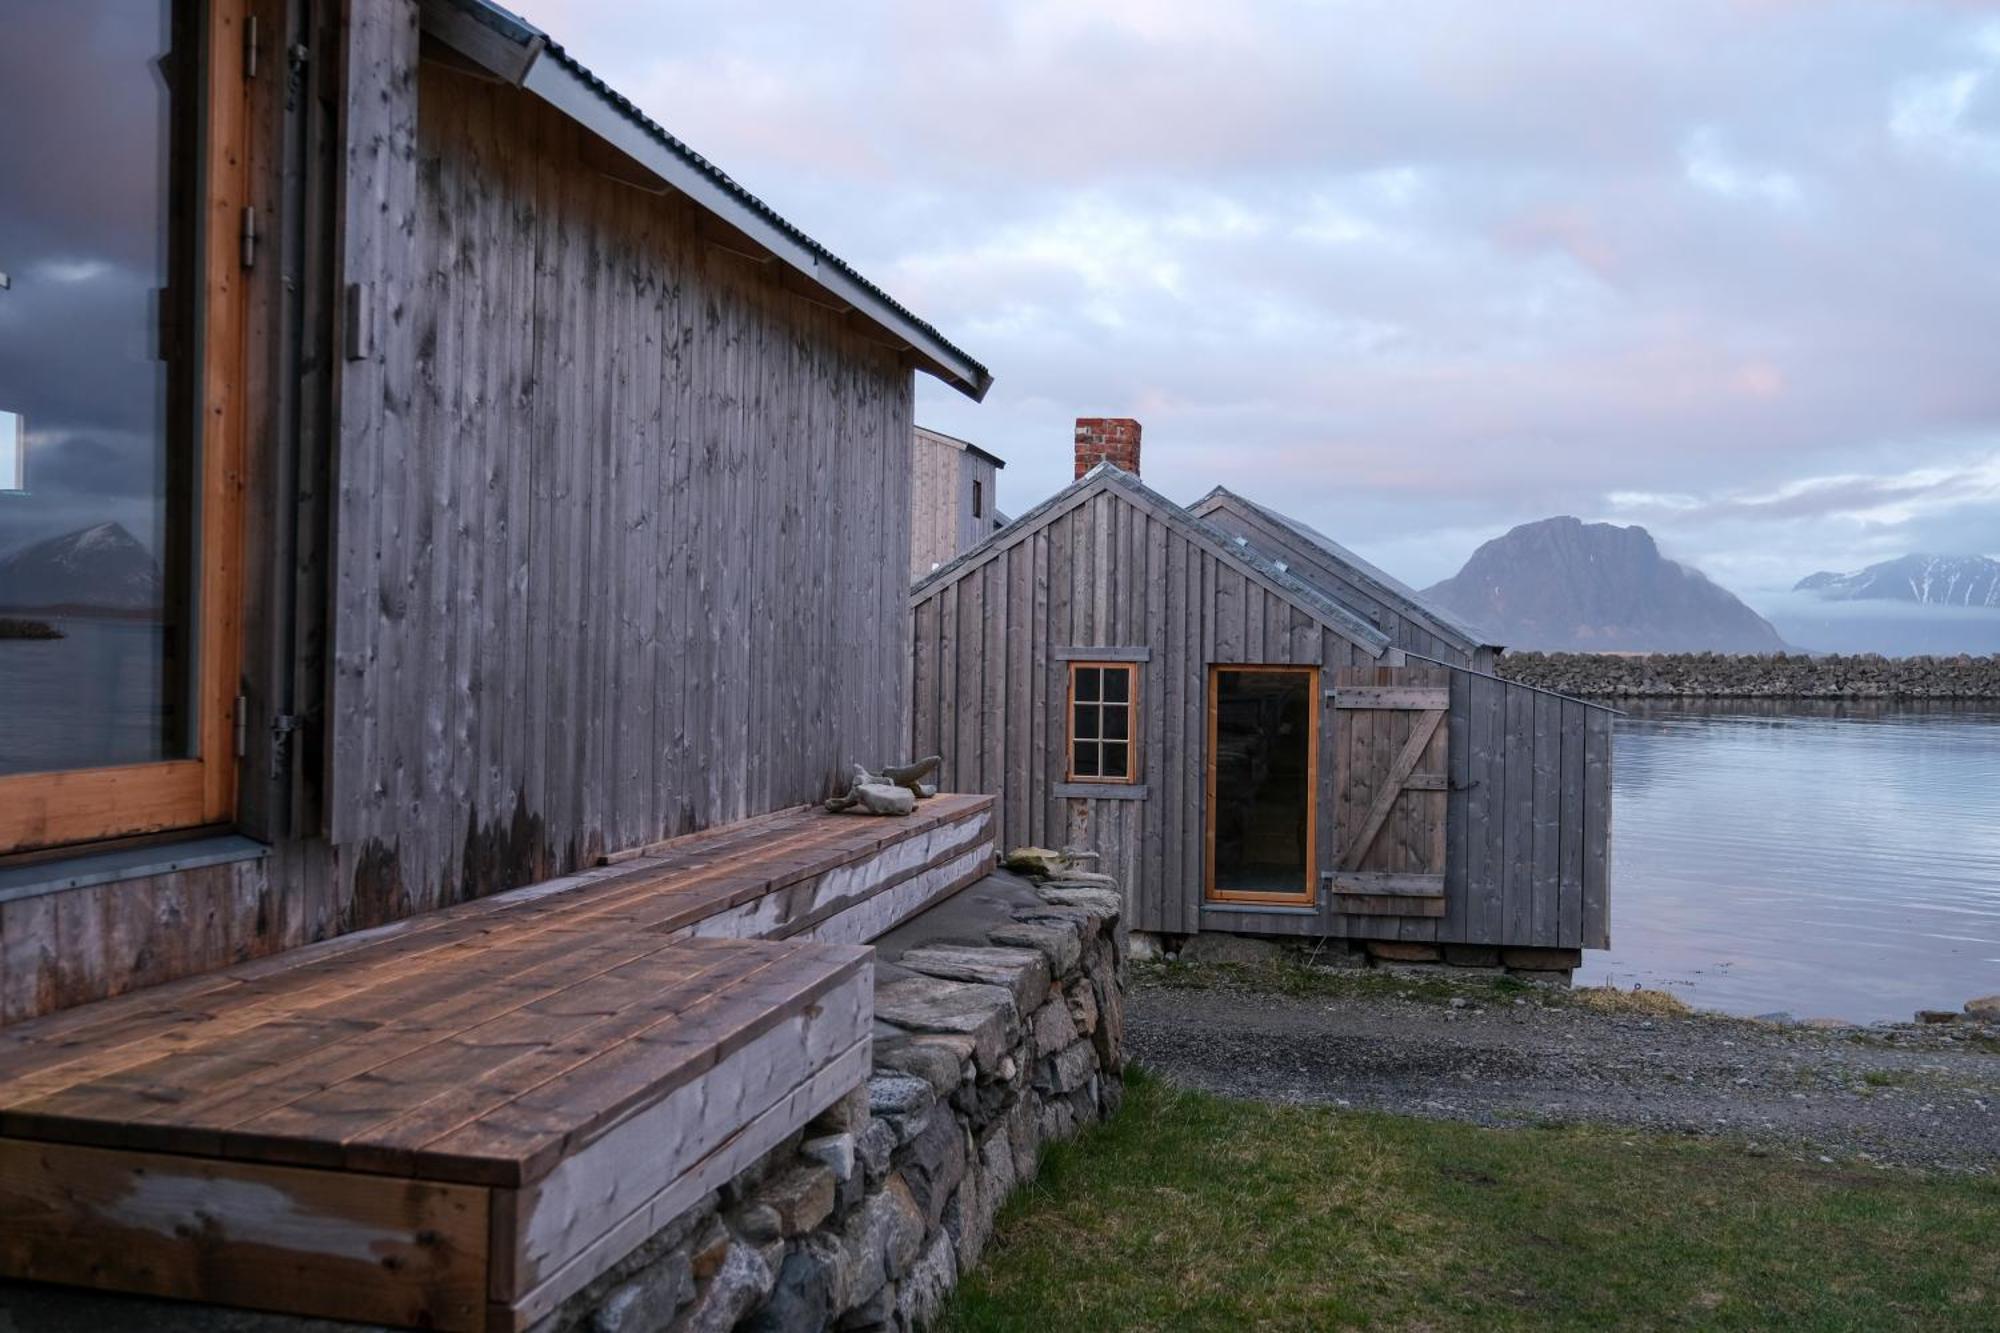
[1497,650,2000,699]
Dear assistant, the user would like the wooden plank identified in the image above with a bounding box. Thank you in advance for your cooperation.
[1583,707,1612,950]
[1503,683,1535,947]
[0,1138,489,1331]
[1531,690,1562,946]
[1327,872,1445,896]
[1558,698,1586,950]
[1053,645,1151,661]
[1331,686,1450,710]
[1443,670,1472,942]
[1324,893,1446,918]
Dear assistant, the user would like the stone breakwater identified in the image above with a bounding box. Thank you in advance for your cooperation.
[1497,651,2000,699]
[546,877,1127,1333]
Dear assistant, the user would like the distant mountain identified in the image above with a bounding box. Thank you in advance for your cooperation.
[0,522,161,613]
[1423,516,1787,654]
[1795,554,2000,607]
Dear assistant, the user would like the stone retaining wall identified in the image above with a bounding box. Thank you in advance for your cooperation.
[543,876,1127,1333]
[1496,651,2000,699]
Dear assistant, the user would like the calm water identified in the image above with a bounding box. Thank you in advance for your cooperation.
[0,618,178,775]
[1575,699,2000,1023]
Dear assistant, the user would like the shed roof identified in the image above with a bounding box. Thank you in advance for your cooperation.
[421,0,992,401]
[1191,487,1502,652]
[912,464,1392,657]
[915,425,1007,469]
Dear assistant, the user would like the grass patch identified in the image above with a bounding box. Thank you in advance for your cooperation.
[942,1069,2000,1332]
[1569,984,1695,1018]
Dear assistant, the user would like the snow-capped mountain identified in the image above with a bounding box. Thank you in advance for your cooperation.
[0,521,163,612]
[1795,555,2000,607]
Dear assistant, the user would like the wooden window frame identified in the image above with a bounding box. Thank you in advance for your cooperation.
[1065,662,1139,785]
[1204,664,1321,907]
[0,0,249,857]
[971,477,984,519]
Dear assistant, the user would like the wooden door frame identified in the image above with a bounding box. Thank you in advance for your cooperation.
[0,0,249,855]
[1203,664,1321,907]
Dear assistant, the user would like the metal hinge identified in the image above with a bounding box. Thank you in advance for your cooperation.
[245,14,259,78]
[234,694,250,758]
[240,206,258,270]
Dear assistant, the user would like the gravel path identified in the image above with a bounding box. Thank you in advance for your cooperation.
[1128,969,2000,1173]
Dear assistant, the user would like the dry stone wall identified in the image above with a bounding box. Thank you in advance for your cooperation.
[1497,651,2000,699]
[541,878,1128,1333]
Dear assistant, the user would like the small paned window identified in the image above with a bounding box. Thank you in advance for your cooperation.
[1068,663,1137,783]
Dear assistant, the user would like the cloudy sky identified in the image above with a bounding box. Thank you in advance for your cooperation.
[537,1,1997,606]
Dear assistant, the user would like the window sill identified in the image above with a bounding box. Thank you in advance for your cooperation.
[1054,782,1148,801]
[0,833,270,907]
[1202,900,1317,916]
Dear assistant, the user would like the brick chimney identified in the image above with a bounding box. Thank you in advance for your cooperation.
[1074,418,1141,479]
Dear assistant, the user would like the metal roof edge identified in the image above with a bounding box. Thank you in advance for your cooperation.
[426,0,993,402]
[1196,487,1502,651]
[914,425,1007,468]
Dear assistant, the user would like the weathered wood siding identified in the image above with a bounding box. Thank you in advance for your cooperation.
[1196,493,1496,671]
[0,4,921,1025]
[327,52,915,911]
[1445,670,1612,950]
[911,481,1611,950]
[909,429,997,578]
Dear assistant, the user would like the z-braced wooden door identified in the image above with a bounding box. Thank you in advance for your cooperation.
[1330,666,1450,917]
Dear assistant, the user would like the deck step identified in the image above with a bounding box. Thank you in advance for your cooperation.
[0,797,996,1331]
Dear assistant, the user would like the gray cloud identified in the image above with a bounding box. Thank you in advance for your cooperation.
[515,0,2000,607]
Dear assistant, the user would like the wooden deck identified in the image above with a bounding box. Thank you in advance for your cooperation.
[0,796,996,1330]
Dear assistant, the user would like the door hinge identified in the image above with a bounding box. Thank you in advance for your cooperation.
[233,694,250,758]
[244,14,259,78]
[240,206,258,270]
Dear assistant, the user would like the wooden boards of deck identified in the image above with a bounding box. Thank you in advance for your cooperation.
[0,799,996,1330]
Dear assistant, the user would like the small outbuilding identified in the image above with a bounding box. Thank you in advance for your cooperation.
[910,425,1007,577]
[910,421,1612,961]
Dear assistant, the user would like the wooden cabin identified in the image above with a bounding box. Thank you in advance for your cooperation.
[910,424,1007,578]
[0,1,996,1326]
[910,423,1612,960]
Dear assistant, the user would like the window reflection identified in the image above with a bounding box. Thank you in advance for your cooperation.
[0,1,199,776]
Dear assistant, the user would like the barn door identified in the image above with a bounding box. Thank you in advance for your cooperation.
[1331,666,1450,917]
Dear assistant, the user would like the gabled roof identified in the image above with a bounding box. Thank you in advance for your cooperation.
[420,0,992,401]
[1191,487,1501,652]
[912,464,1391,658]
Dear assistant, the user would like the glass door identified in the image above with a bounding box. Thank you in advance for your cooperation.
[0,0,245,852]
[1206,665,1321,905]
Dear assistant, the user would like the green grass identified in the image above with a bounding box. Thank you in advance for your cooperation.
[942,1069,2000,1332]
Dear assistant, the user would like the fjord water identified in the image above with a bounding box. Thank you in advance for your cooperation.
[1575,700,2000,1022]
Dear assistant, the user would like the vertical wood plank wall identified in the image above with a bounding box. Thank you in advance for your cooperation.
[326,60,915,912]
[910,486,1611,951]
[909,431,997,579]
[0,10,920,1025]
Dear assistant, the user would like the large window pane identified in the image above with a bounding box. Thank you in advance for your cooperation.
[1211,668,1316,898]
[0,2,199,777]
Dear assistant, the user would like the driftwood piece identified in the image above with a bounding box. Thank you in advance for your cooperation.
[825,757,941,815]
